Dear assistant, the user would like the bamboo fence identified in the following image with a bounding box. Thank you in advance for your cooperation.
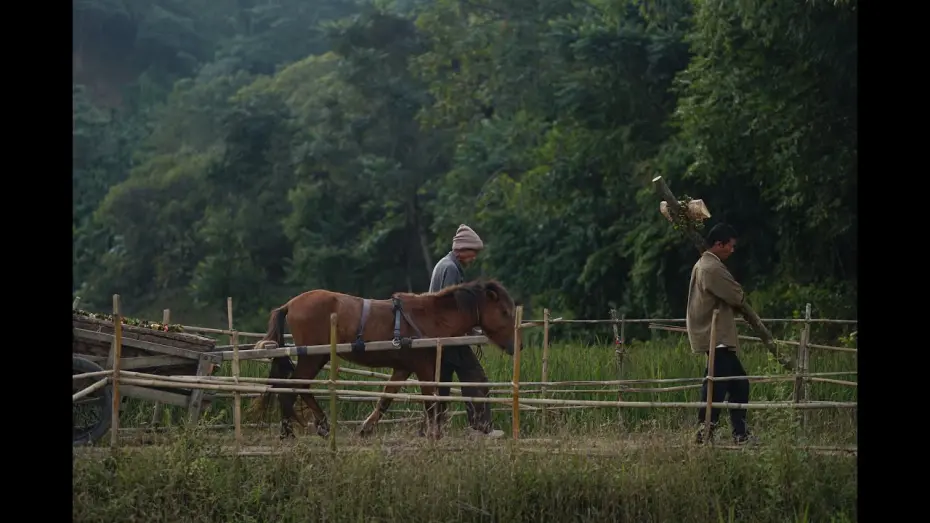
[72,295,857,452]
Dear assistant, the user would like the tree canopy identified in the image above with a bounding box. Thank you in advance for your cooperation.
[73,0,857,332]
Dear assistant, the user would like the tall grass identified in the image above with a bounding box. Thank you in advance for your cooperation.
[73,428,858,523]
[80,326,857,522]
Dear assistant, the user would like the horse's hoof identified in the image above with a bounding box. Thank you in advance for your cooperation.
[316,424,330,438]
[279,432,295,440]
[357,425,375,438]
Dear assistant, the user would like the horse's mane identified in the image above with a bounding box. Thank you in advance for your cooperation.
[397,279,513,313]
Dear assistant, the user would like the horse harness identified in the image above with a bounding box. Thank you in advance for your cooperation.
[351,296,425,354]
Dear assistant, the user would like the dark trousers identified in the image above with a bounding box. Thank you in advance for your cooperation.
[437,345,492,432]
[697,347,750,436]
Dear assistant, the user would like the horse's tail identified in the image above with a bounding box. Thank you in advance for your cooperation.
[246,305,294,421]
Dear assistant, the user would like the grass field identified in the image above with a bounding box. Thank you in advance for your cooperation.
[73,431,858,522]
[75,323,858,522]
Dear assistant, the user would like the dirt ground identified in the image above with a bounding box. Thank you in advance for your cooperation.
[76,421,857,458]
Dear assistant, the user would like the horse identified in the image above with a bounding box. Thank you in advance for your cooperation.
[247,279,517,440]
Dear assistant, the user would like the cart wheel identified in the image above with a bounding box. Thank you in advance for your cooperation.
[73,356,113,446]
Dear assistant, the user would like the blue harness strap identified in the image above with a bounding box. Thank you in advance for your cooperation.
[351,299,372,354]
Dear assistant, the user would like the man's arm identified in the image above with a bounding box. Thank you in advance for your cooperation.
[703,265,745,308]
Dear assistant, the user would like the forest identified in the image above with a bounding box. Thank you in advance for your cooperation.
[72,0,858,333]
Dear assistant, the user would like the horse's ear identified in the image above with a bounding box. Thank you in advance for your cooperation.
[485,288,499,301]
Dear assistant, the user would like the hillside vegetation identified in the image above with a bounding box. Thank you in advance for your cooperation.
[73,0,857,335]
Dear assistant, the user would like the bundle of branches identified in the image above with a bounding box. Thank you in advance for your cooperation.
[652,176,793,370]
[72,308,185,333]
[660,196,711,233]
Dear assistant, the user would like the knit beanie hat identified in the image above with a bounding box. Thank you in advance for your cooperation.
[452,224,484,251]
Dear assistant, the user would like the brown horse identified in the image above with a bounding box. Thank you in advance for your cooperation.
[247,279,517,439]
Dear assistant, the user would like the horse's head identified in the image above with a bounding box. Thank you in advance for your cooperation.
[452,279,517,355]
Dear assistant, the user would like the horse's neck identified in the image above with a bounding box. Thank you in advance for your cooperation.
[407,298,474,337]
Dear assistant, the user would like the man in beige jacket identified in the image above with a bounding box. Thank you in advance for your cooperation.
[687,223,753,444]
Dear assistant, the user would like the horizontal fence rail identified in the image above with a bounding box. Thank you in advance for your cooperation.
[649,324,857,353]
[179,316,858,340]
[114,374,855,410]
[118,369,857,389]
[525,317,857,325]
[213,335,489,361]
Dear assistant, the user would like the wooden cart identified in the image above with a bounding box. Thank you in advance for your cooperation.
[72,312,222,445]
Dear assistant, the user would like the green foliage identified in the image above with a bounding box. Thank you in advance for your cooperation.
[670,0,857,285]
[73,0,857,335]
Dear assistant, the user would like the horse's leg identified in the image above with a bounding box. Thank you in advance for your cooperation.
[292,354,331,437]
[411,360,441,440]
[358,368,412,438]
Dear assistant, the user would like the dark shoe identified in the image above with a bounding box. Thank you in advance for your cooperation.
[733,432,757,445]
[695,422,718,444]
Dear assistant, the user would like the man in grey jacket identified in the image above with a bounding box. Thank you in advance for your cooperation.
[429,224,504,438]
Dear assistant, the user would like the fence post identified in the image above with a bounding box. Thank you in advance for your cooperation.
[228,297,242,451]
[703,309,719,443]
[511,305,524,440]
[801,303,812,428]
[109,294,123,448]
[540,308,550,432]
[329,312,339,452]
[433,340,443,436]
[793,314,804,404]
[611,308,627,422]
